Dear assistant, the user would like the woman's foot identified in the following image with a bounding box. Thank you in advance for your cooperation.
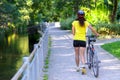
[81,67,86,75]
[75,67,80,72]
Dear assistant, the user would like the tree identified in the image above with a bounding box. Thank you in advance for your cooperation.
[110,0,118,23]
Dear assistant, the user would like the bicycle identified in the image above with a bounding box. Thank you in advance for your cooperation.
[86,35,100,78]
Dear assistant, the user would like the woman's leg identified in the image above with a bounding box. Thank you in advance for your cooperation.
[80,47,86,66]
[80,47,86,74]
[74,47,80,67]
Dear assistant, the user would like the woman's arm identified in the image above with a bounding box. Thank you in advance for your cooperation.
[72,26,75,35]
[88,25,99,36]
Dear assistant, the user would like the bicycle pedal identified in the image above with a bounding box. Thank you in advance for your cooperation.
[86,62,92,65]
[98,61,101,63]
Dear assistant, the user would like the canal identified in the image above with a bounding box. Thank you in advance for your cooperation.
[0,33,31,80]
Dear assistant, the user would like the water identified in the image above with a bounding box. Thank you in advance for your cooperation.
[0,33,29,80]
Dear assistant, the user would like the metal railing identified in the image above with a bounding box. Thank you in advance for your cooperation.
[11,23,49,80]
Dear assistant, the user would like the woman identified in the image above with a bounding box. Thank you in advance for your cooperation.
[72,10,99,74]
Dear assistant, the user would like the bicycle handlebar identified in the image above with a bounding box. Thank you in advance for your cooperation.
[86,35,97,42]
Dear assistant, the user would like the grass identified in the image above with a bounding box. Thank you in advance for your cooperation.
[43,37,51,80]
[101,41,120,59]
[43,74,48,80]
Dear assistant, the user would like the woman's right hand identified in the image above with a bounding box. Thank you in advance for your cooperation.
[96,33,100,37]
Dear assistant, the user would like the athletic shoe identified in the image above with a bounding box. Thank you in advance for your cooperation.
[75,67,80,72]
[81,67,86,74]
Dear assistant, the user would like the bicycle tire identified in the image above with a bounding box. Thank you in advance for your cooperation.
[92,52,99,77]
[86,47,92,69]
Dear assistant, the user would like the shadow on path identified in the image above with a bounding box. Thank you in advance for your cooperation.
[48,27,120,80]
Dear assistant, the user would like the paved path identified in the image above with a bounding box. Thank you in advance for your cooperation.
[48,26,120,80]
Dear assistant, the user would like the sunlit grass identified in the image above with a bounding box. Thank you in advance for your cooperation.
[43,37,51,80]
[43,74,48,80]
[101,41,120,59]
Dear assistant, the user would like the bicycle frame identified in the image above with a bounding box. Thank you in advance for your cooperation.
[86,35,99,78]
[86,37,95,68]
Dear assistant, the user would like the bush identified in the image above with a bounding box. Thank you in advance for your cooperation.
[96,23,120,35]
[60,17,75,30]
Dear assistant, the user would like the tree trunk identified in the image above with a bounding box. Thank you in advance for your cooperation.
[73,0,81,15]
[95,0,97,8]
[110,0,118,23]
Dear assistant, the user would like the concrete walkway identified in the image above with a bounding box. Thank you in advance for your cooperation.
[48,26,120,80]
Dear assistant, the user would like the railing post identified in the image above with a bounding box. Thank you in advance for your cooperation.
[23,57,30,80]
[34,44,40,80]
[11,22,49,80]
[40,40,44,79]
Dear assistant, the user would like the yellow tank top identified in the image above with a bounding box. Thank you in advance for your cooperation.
[72,20,89,41]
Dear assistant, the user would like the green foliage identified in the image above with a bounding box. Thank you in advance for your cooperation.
[60,17,75,30]
[101,41,120,59]
[0,0,120,34]
[96,23,120,35]
[80,7,109,25]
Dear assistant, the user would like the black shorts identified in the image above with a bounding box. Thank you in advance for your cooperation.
[73,40,86,47]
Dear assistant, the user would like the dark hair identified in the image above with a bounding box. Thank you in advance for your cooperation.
[76,11,86,26]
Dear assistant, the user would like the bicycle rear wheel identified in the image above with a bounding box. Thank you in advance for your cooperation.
[92,53,99,77]
[86,47,92,69]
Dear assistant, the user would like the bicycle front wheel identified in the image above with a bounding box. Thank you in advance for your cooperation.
[86,47,92,69]
[92,53,99,78]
